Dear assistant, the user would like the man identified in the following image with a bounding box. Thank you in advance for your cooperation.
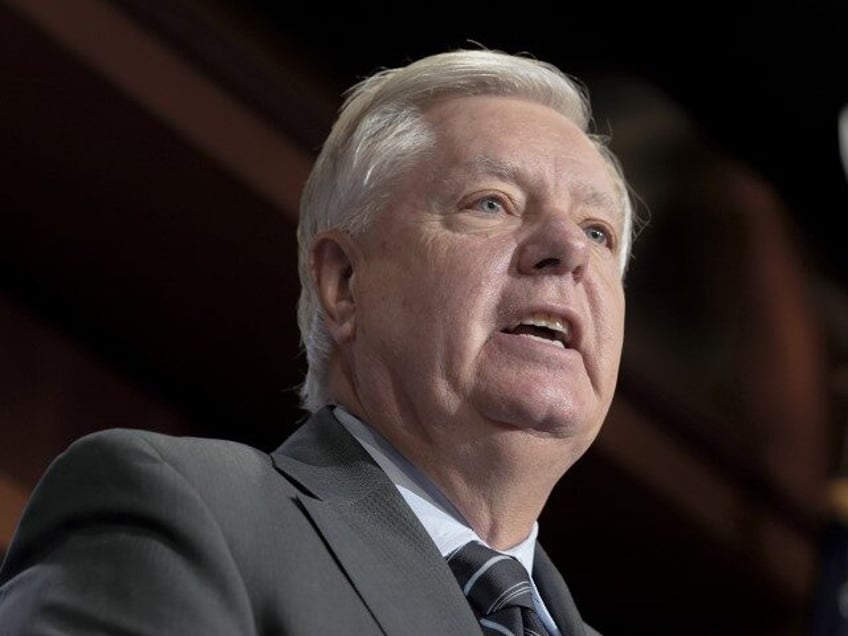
[0,48,633,635]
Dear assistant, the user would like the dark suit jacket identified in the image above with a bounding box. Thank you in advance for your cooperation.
[0,407,599,635]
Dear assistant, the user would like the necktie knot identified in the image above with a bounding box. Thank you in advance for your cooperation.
[448,541,535,615]
[447,541,551,635]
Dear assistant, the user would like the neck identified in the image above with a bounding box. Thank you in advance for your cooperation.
[327,361,579,550]
[409,431,566,550]
[336,412,567,550]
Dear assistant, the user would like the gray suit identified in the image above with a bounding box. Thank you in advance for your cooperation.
[0,407,599,635]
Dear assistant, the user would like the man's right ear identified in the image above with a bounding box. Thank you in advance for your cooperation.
[310,231,359,344]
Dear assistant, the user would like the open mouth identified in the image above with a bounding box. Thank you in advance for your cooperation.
[502,313,572,348]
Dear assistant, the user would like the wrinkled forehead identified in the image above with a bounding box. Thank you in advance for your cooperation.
[423,99,625,216]
[425,95,618,178]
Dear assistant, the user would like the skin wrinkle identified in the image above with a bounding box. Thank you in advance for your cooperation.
[458,156,623,227]
[317,95,625,548]
[430,155,623,258]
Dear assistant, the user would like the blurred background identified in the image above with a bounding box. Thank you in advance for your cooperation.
[1,1,846,634]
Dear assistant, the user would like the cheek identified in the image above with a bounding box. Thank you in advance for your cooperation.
[419,237,505,305]
[595,285,626,377]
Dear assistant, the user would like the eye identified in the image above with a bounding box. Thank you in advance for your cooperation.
[471,195,508,215]
[584,224,612,247]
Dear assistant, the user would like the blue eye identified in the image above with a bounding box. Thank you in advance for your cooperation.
[475,196,505,214]
[585,225,610,246]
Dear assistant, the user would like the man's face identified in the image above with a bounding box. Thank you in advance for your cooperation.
[347,95,626,453]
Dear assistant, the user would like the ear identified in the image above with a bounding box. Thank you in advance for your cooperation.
[310,230,359,345]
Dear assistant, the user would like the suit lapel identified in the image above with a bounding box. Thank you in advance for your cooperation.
[271,408,481,636]
[534,543,588,636]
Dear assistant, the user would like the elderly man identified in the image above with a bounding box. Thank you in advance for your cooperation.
[0,48,633,635]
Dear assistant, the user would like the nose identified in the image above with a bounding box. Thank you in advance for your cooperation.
[517,216,590,281]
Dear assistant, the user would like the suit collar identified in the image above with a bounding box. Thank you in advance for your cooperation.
[271,407,482,636]
[271,407,385,502]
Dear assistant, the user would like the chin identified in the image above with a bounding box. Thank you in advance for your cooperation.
[477,385,601,440]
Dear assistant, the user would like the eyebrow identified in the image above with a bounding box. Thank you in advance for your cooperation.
[465,156,522,181]
[571,181,620,215]
[464,155,623,219]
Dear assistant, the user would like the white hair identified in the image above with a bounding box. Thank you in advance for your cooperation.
[297,48,635,412]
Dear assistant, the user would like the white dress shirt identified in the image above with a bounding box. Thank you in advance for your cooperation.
[334,406,561,635]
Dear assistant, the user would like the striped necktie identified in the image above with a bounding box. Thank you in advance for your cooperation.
[447,540,552,636]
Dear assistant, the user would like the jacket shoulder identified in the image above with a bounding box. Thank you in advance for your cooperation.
[62,426,269,468]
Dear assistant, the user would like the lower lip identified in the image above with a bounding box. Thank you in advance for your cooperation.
[491,330,580,360]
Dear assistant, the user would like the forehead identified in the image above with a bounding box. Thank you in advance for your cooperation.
[422,95,619,206]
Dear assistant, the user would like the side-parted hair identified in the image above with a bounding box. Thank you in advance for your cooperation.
[297,48,635,412]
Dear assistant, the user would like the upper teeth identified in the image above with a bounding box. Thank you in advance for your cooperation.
[515,312,571,345]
